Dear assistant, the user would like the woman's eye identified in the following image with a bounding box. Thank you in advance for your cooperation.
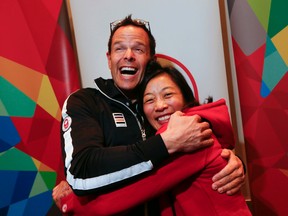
[144,98,153,104]
[164,93,173,98]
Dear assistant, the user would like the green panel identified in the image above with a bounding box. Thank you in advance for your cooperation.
[0,76,36,117]
[265,35,276,57]
[40,171,57,190]
[247,0,271,31]
[268,0,288,37]
[263,51,287,90]
[0,99,8,115]
[0,148,37,171]
[29,172,49,197]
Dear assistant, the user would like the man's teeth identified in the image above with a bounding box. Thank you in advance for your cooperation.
[121,67,137,74]
[158,115,170,121]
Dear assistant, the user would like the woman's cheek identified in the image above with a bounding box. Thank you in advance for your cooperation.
[144,105,154,125]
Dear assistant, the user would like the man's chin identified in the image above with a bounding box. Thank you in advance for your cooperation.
[119,81,139,91]
[117,83,138,97]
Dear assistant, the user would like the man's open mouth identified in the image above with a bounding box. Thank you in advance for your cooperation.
[120,67,137,75]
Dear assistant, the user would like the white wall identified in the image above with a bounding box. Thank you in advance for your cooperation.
[69,0,230,104]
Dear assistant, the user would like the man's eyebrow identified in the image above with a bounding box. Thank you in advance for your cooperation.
[113,39,146,45]
[112,41,123,45]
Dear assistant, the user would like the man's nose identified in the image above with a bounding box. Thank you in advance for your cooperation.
[124,49,135,61]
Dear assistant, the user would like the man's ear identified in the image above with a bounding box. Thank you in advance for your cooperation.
[106,52,111,70]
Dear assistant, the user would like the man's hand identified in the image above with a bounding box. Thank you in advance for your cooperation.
[161,112,214,154]
[52,180,73,209]
[212,149,245,195]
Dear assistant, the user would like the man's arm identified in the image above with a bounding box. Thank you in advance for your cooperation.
[62,90,169,196]
[53,142,244,215]
[212,149,246,195]
[62,90,213,196]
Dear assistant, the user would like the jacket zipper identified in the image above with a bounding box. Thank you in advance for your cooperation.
[96,86,146,141]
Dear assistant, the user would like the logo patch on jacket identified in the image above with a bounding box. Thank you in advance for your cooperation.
[62,116,72,132]
[113,113,127,127]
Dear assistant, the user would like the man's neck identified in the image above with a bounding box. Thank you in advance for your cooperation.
[114,84,137,103]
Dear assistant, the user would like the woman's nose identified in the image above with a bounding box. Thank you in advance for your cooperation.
[155,99,168,111]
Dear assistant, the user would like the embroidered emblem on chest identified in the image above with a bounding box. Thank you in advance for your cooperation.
[62,116,72,132]
[112,113,127,127]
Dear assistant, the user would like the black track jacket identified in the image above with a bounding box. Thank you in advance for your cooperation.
[61,77,169,196]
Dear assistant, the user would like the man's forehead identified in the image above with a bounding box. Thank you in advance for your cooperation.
[112,26,149,41]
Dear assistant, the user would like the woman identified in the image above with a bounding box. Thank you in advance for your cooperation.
[137,61,251,215]
[54,61,250,215]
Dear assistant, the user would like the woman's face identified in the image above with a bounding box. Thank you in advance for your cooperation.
[143,73,185,130]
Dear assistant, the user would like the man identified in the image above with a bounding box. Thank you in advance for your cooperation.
[54,15,245,214]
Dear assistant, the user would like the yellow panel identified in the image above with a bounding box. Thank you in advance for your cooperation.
[37,75,60,119]
[271,26,288,66]
[0,56,43,101]
[32,158,54,172]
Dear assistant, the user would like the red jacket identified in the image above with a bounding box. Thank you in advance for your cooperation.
[59,99,251,215]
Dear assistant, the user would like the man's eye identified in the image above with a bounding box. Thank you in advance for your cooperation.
[134,47,145,53]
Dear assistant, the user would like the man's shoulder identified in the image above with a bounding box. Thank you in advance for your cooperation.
[67,78,115,103]
[71,77,113,96]
[64,88,104,112]
[70,87,99,97]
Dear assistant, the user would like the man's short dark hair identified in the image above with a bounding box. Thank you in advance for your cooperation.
[108,14,156,57]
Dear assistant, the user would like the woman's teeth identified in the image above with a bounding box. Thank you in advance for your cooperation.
[158,115,170,121]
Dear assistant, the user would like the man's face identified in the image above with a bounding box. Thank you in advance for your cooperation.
[107,25,151,95]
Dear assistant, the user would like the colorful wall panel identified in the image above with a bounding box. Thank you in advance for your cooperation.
[228,0,288,215]
[0,1,80,215]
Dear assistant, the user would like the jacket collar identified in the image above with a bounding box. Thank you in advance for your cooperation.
[94,77,135,107]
